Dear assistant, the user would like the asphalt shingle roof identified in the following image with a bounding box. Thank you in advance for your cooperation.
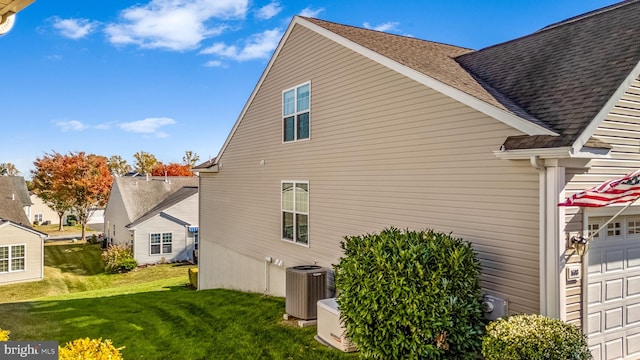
[456,0,640,149]
[112,176,198,224]
[0,176,32,226]
[303,1,640,150]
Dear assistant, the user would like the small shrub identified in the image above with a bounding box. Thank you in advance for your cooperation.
[58,338,124,360]
[66,215,78,226]
[102,245,138,273]
[88,234,99,245]
[0,328,9,341]
[482,314,591,360]
[335,228,484,359]
[188,267,198,289]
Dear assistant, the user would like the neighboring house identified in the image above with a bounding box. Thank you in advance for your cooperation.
[30,193,104,229]
[29,193,60,225]
[0,176,32,227]
[196,3,640,358]
[0,177,47,285]
[104,176,199,265]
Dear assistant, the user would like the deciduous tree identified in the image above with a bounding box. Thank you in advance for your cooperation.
[182,151,200,167]
[133,151,159,176]
[151,162,194,177]
[107,155,131,176]
[0,163,19,176]
[32,152,112,240]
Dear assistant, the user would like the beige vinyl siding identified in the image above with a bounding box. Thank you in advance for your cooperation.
[0,224,43,285]
[200,24,540,314]
[563,76,640,326]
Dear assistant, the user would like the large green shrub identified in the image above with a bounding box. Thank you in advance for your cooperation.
[335,228,484,359]
[482,314,591,360]
[58,338,124,360]
[102,245,138,273]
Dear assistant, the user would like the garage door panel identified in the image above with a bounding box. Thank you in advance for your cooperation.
[590,282,603,305]
[627,248,640,268]
[590,312,602,335]
[628,276,640,297]
[605,338,623,360]
[606,249,624,272]
[627,303,640,325]
[590,343,602,360]
[605,279,623,301]
[605,307,624,331]
[628,332,640,357]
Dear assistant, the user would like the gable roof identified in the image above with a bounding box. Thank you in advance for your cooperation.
[111,176,198,224]
[126,186,198,228]
[456,0,640,150]
[208,2,640,163]
[0,176,31,226]
[0,220,48,237]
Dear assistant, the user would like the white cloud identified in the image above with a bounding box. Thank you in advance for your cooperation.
[298,7,324,18]
[118,117,176,137]
[204,60,224,67]
[363,21,399,32]
[200,28,281,61]
[256,2,282,20]
[53,120,88,132]
[52,17,98,39]
[105,0,248,51]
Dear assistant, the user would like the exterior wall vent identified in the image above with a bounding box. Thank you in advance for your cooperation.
[285,265,328,320]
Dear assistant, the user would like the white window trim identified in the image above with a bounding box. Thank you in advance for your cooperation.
[149,232,173,255]
[281,180,310,248]
[282,81,311,143]
[0,243,26,273]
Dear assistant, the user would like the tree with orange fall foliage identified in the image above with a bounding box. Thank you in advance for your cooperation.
[151,162,194,177]
[32,152,113,240]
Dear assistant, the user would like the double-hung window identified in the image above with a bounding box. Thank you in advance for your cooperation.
[282,181,309,245]
[0,244,25,272]
[283,82,310,142]
[150,233,172,255]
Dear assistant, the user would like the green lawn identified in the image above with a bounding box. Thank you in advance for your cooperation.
[0,244,357,359]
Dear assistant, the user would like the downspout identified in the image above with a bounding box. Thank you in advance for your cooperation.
[530,156,548,316]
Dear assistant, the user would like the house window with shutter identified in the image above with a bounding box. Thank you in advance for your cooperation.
[283,82,310,142]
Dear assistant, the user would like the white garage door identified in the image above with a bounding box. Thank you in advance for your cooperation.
[588,216,640,360]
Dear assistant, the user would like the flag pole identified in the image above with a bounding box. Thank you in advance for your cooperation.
[583,195,640,243]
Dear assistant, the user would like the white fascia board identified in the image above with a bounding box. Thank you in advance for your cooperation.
[573,60,640,153]
[298,17,556,137]
[494,146,610,160]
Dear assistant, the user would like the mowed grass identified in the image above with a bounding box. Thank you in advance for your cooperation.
[1,244,191,303]
[0,244,356,359]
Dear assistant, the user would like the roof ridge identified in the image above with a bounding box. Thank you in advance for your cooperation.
[299,16,474,52]
[540,0,636,31]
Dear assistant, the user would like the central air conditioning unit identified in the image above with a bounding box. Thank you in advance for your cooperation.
[285,265,327,320]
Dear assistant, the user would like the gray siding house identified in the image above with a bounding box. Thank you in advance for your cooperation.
[104,176,198,265]
[197,2,640,358]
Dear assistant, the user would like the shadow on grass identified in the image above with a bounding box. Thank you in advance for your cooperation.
[0,288,356,360]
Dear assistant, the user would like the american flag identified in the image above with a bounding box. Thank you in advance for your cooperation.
[559,170,640,207]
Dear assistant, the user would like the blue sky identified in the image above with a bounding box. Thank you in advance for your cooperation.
[1,0,619,176]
